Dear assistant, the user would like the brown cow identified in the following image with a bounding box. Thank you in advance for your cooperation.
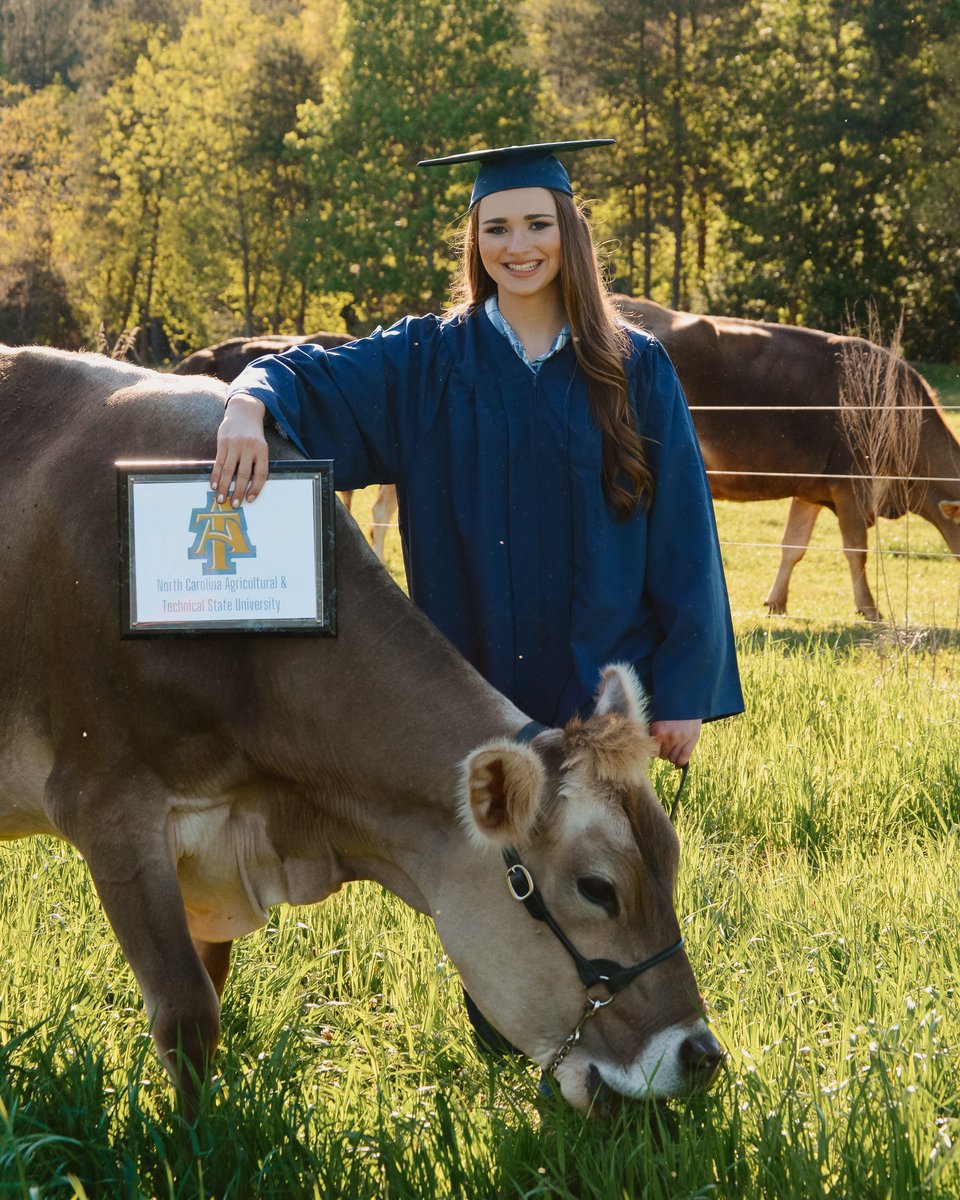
[617,297,960,619]
[173,331,353,380]
[0,344,721,1117]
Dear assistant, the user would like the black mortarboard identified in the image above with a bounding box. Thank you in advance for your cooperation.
[418,139,614,206]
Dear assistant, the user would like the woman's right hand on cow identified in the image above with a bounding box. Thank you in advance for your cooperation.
[211,394,269,507]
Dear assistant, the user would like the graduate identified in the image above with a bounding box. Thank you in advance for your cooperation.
[212,140,744,767]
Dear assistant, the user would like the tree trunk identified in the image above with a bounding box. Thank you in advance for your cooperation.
[670,8,686,309]
[626,184,637,295]
[137,199,161,363]
[640,13,653,299]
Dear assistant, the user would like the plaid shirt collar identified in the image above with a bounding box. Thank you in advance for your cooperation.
[484,295,570,374]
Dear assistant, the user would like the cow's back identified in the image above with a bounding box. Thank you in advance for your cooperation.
[615,297,856,500]
[0,344,504,848]
[0,346,227,579]
[0,345,225,467]
[174,332,353,382]
[0,348,231,828]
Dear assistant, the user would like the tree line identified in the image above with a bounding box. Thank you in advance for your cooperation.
[1,0,958,362]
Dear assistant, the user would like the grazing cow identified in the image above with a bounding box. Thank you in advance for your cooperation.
[616,297,960,619]
[0,344,721,1117]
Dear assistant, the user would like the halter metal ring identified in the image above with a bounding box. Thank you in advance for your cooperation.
[506,862,535,902]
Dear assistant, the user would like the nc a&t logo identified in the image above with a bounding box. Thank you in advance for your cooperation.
[188,492,257,575]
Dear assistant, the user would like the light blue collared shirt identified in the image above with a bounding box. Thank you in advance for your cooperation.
[484,295,570,374]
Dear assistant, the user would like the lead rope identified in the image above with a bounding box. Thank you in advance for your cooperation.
[669,763,689,821]
[547,994,616,1074]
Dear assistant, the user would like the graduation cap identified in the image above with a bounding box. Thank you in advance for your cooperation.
[418,139,614,207]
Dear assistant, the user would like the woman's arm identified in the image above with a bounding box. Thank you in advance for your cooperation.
[206,316,444,505]
[211,394,269,506]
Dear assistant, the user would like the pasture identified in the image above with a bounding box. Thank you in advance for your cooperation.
[1,372,959,1198]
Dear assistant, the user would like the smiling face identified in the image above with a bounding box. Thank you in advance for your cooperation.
[476,186,562,308]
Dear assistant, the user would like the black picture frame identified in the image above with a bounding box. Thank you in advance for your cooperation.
[117,460,336,637]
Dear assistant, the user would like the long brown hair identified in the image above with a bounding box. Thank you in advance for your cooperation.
[448,190,653,518]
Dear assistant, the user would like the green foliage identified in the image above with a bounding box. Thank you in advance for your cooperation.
[0,0,957,358]
[289,0,540,321]
[72,0,333,357]
[534,0,744,309]
[69,0,193,95]
[905,29,960,361]
[0,0,86,89]
[0,79,83,346]
[713,0,949,347]
[534,0,960,358]
[153,0,318,339]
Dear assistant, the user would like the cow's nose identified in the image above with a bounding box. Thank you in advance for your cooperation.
[679,1030,724,1086]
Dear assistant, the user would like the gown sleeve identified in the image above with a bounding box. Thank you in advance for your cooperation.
[227,316,443,491]
[634,338,743,722]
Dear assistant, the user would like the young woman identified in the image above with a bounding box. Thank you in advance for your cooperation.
[212,141,743,764]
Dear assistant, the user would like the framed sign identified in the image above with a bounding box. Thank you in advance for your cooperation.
[117,460,335,637]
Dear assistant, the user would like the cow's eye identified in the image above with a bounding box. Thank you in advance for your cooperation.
[577,875,620,917]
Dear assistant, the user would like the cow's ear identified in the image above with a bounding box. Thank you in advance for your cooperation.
[460,741,545,848]
[593,663,649,727]
[940,499,960,524]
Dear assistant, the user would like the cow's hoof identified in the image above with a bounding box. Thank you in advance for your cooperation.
[764,599,787,615]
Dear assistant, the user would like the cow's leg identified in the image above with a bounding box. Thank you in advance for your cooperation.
[338,490,354,512]
[765,498,820,614]
[833,490,881,620]
[193,938,233,999]
[369,483,398,563]
[66,818,221,1118]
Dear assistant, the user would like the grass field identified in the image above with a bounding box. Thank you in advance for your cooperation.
[1,371,959,1198]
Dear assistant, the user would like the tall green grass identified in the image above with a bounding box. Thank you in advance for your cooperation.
[1,633,958,1198]
[3,390,960,1197]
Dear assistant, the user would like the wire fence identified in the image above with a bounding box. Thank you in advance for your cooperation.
[706,470,960,484]
[355,399,960,623]
[359,508,960,626]
[362,466,960,538]
[685,405,960,411]
[720,539,958,561]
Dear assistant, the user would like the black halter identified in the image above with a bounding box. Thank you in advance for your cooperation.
[508,718,688,1069]
[501,847,685,994]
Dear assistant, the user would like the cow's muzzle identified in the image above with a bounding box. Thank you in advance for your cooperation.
[578,1026,724,1115]
[678,1027,724,1087]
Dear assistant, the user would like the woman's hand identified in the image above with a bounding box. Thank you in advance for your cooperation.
[211,394,269,507]
[649,718,702,767]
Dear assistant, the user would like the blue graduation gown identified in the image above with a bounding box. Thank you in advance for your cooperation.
[230,308,743,727]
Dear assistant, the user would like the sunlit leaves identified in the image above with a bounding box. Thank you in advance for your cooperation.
[290,0,540,321]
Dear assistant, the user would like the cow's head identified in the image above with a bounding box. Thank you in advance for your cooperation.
[437,664,720,1114]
